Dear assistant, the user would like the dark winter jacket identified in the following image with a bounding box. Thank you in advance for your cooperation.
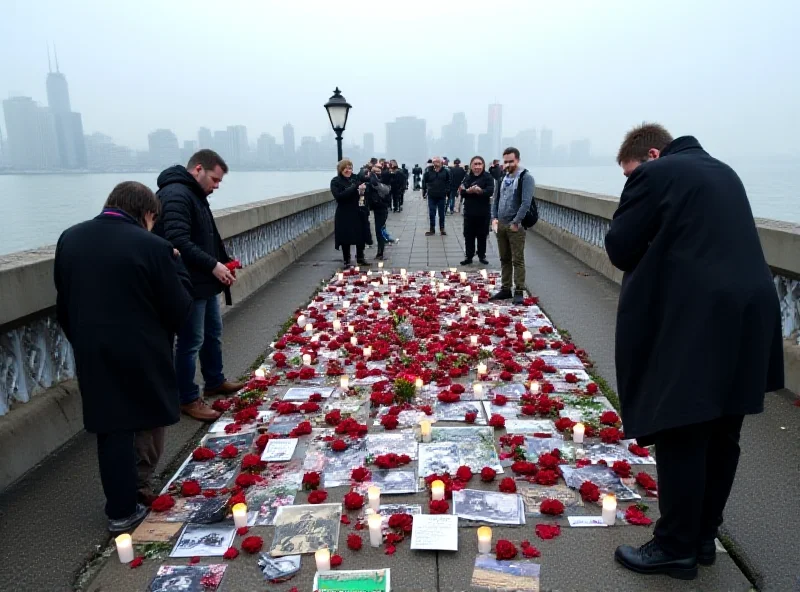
[389,169,406,196]
[412,166,423,179]
[54,210,193,433]
[366,172,391,212]
[605,136,784,441]
[489,164,503,181]
[331,173,368,249]
[460,171,495,217]
[422,166,451,199]
[449,166,466,192]
[154,165,231,301]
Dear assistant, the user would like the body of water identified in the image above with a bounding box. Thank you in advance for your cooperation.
[1,161,797,255]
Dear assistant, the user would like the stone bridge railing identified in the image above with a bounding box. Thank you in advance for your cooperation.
[532,185,800,393]
[0,189,335,418]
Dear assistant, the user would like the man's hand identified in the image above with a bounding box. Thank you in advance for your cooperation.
[510,223,520,232]
[213,262,236,286]
[173,248,180,258]
[492,219,499,233]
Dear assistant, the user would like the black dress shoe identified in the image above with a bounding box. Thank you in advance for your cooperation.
[698,539,716,566]
[460,258,473,265]
[479,258,489,265]
[615,539,698,581]
[357,259,370,266]
[489,288,513,301]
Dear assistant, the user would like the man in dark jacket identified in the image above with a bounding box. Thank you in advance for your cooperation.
[389,160,406,213]
[422,156,450,236]
[365,164,392,260]
[412,164,423,190]
[488,159,503,182]
[154,149,244,422]
[448,158,466,214]
[55,181,193,532]
[606,124,784,580]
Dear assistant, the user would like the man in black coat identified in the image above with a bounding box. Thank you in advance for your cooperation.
[605,124,784,580]
[55,181,193,532]
[488,159,503,183]
[448,158,466,214]
[422,156,451,235]
[154,149,244,423]
[389,160,406,213]
[412,164,423,190]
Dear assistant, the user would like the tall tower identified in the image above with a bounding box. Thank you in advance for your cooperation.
[283,123,296,168]
[46,45,72,113]
[45,45,86,168]
[487,104,503,159]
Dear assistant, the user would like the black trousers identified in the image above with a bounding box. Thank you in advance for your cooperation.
[374,209,388,255]
[97,431,139,519]
[392,192,402,211]
[651,414,745,557]
[464,215,490,259]
[341,244,365,263]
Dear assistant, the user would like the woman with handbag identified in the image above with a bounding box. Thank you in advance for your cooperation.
[460,156,494,265]
[330,159,369,267]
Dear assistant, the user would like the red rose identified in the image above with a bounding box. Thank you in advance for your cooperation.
[628,443,651,458]
[180,480,201,497]
[236,526,249,536]
[129,556,144,569]
[292,421,313,436]
[493,395,508,406]
[309,392,323,402]
[576,458,592,468]
[151,494,175,512]
[234,407,259,423]
[308,490,328,504]
[330,554,343,567]
[538,453,560,470]
[540,499,565,516]
[437,391,460,403]
[456,466,473,482]
[465,411,477,424]
[385,532,403,546]
[534,469,558,486]
[299,401,320,413]
[189,556,200,564]
[302,472,321,490]
[429,500,449,514]
[541,383,555,394]
[331,439,348,452]
[625,506,653,526]
[235,473,258,488]
[241,453,266,472]
[495,540,517,560]
[387,513,413,533]
[347,533,363,551]
[340,514,350,525]
[554,417,576,433]
[298,367,316,380]
[223,547,239,560]
[480,467,497,482]
[325,409,342,426]
[599,427,623,443]
[600,410,620,425]
[381,415,399,430]
[228,491,246,506]
[212,399,232,413]
[398,454,411,465]
[612,460,631,479]
[521,540,541,558]
[499,371,513,381]
[521,405,537,416]
[220,444,239,459]
[240,536,263,554]
[564,373,579,384]
[510,461,538,475]
[385,545,397,555]
[351,467,371,482]
[579,481,600,502]
[276,402,298,415]
[535,523,561,540]
[499,477,517,493]
[586,382,599,394]
[488,414,506,428]
[635,472,658,492]
[451,384,465,394]
[192,447,216,462]
[343,491,364,510]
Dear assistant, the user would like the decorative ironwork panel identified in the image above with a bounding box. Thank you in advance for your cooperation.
[537,200,610,248]
[775,275,800,344]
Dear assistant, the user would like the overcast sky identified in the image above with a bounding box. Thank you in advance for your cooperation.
[1,0,797,160]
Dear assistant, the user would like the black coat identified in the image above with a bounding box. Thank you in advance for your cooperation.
[489,165,503,181]
[449,166,466,191]
[54,211,193,433]
[154,166,231,301]
[605,136,784,441]
[389,169,406,196]
[366,172,391,212]
[331,173,368,248]
[412,166,423,179]
[422,166,451,199]
[460,171,495,217]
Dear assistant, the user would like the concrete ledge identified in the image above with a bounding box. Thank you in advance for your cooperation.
[783,341,800,395]
[537,185,619,220]
[0,380,83,491]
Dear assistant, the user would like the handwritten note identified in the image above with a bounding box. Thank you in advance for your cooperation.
[410,515,458,551]
[261,438,298,462]
[568,516,607,528]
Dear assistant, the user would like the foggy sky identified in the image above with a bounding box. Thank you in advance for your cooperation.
[2,0,798,160]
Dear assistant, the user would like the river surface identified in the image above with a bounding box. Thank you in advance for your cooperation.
[1,162,797,255]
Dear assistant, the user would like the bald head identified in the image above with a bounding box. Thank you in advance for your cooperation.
[432,157,442,170]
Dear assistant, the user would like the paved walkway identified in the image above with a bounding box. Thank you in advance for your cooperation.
[2,191,796,591]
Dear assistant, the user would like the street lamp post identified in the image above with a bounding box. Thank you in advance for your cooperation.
[324,87,352,162]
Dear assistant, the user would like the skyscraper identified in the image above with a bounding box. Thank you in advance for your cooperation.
[515,128,538,164]
[487,104,503,159]
[256,133,279,167]
[212,130,230,157]
[148,129,180,168]
[283,124,296,168]
[386,116,426,166]
[442,112,472,160]
[2,96,59,170]
[198,127,213,149]
[477,133,492,159]
[540,127,553,164]
[226,125,249,167]
[45,47,86,168]
[363,133,375,158]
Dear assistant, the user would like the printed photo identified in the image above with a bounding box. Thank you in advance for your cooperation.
[246,485,298,526]
[357,470,418,495]
[313,569,390,592]
[148,564,227,592]
[168,459,238,491]
[504,419,558,435]
[270,503,342,556]
[258,553,301,581]
[482,401,521,420]
[471,555,540,592]
[451,489,526,525]
[283,387,335,401]
[366,432,419,459]
[561,465,640,501]
[170,523,236,558]
[525,437,576,463]
[435,401,487,423]
[201,432,255,456]
[516,482,583,515]
[418,442,461,476]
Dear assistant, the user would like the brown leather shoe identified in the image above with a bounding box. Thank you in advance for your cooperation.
[181,399,222,422]
[203,381,245,397]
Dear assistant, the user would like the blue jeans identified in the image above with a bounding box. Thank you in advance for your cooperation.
[447,189,458,213]
[428,196,446,231]
[175,296,225,404]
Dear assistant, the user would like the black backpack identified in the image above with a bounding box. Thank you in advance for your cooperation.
[509,169,538,228]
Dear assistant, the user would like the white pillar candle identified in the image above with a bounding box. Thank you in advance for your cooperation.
[480,269,488,280]
[446,319,454,328]
[367,270,373,276]
[472,295,479,304]
[470,335,478,346]
[420,420,432,443]
[304,323,313,333]
[367,511,383,547]
[354,266,360,272]
[368,290,375,297]
[254,368,266,379]
[382,276,389,285]
[115,533,134,564]
[363,346,372,359]
[400,268,407,277]
[350,336,358,346]
[232,502,248,529]
[460,305,468,318]
[342,300,350,310]
[477,526,492,554]
[602,494,617,526]
[323,304,328,311]
[315,548,331,571]
[361,275,368,283]
[429,270,435,278]
[573,422,585,444]
[348,324,355,334]
[381,300,389,310]
[473,383,483,397]
[340,375,349,390]
[378,261,384,269]
[390,285,397,294]
[302,354,312,366]
[493,308,500,318]
[477,362,487,376]
[415,377,424,391]
[459,271,467,282]
[522,330,532,342]
[530,381,541,395]
[311,334,320,343]
[333,320,342,332]
[431,479,445,501]
[465,285,472,294]
[337,272,344,281]
[297,315,306,327]
[368,486,381,512]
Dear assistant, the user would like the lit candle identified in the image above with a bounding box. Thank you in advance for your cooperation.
[297,315,306,327]
[400,268,407,277]
[368,486,381,512]
[323,304,328,311]
[449,267,457,273]
[354,266,360,272]
[465,285,472,294]
[304,323,313,333]
[348,324,355,333]
[573,422,585,444]
[446,319,454,328]
[382,276,389,285]
[350,336,358,346]
[232,502,248,529]
[378,261,384,269]
[361,275,368,283]
[477,362,487,376]
[390,285,397,294]
[493,308,500,318]
[367,511,383,547]
[254,368,266,378]
[315,548,331,571]
[367,270,373,276]
[460,305,468,318]
[530,381,541,395]
[415,377,424,391]
[115,533,134,564]
[420,420,432,443]
[470,335,478,346]
[459,271,467,282]
[602,494,617,526]
[522,330,532,342]
[363,346,372,359]
[429,270,435,278]
[302,353,312,366]
[337,272,344,281]
[480,269,488,280]
[473,383,483,397]
[431,479,445,501]
[340,375,349,390]
[477,526,492,554]
[472,295,479,304]
[342,300,350,310]
[381,300,389,310]
[333,320,342,332]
